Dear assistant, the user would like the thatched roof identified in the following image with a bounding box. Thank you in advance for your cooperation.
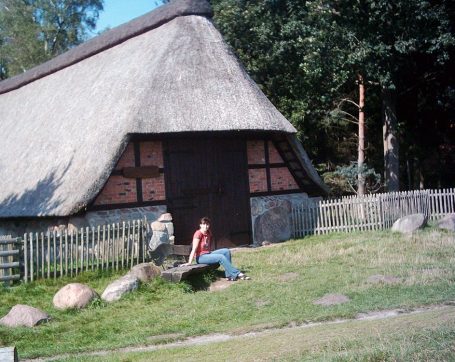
[0,0,325,218]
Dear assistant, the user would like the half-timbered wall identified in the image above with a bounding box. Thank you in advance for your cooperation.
[93,141,165,207]
[95,138,301,207]
[246,139,318,245]
[247,140,299,195]
[89,137,307,246]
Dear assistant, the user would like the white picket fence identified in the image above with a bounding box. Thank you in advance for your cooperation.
[292,188,455,237]
[22,220,149,282]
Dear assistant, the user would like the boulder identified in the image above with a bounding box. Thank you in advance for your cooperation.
[151,221,166,232]
[101,275,139,302]
[254,205,291,243]
[0,305,50,328]
[53,283,99,310]
[313,294,350,306]
[148,242,173,266]
[391,213,426,234]
[149,227,170,250]
[127,263,161,283]
[437,214,455,232]
[162,221,174,238]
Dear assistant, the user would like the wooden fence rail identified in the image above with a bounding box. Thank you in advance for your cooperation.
[22,220,149,283]
[2,189,453,283]
[0,236,22,284]
[292,188,454,238]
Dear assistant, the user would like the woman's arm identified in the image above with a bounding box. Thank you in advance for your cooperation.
[181,237,200,266]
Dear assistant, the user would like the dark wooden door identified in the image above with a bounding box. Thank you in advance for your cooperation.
[164,137,251,247]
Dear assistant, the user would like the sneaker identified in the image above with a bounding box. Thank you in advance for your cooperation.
[226,277,237,281]
[237,273,251,280]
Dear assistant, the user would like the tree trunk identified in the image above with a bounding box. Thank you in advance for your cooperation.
[418,165,425,190]
[357,73,366,195]
[406,158,412,190]
[382,88,399,191]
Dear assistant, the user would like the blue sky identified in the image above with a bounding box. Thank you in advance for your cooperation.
[94,0,164,34]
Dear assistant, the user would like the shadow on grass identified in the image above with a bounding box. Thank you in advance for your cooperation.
[184,270,223,291]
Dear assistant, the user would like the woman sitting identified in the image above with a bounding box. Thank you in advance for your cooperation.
[182,217,250,281]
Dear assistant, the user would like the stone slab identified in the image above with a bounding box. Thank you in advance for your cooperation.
[161,263,219,283]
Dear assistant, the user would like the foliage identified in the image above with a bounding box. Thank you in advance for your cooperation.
[1,229,454,358]
[0,0,103,78]
[328,162,382,195]
[211,0,455,189]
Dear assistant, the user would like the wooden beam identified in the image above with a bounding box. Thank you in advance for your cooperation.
[122,166,160,178]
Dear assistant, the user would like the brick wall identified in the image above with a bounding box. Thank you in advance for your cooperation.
[248,169,268,193]
[142,175,166,201]
[94,141,166,206]
[94,176,137,205]
[270,167,299,191]
[140,141,163,167]
[247,139,299,194]
[115,143,135,170]
[247,140,265,164]
[268,141,284,163]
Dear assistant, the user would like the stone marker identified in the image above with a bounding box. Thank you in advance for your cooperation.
[101,275,139,302]
[254,206,291,243]
[391,213,426,234]
[313,294,350,306]
[0,304,50,328]
[437,214,455,232]
[53,283,99,310]
[127,263,161,283]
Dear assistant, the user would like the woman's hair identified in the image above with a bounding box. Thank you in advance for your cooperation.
[200,217,211,225]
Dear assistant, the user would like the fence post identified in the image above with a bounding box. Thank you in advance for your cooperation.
[121,222,126,268]
[34,232,39,280]
[91,227,95,272]
[23,234,28,283]
[29,233,34,282]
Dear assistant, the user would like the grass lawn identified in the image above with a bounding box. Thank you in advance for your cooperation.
[60,305,455,361]
[1,228,454,360]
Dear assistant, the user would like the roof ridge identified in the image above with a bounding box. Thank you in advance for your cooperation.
[0,0,212,95]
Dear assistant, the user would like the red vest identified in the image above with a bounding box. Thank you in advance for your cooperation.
[193,230,211,257]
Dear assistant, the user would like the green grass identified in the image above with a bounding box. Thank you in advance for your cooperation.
[59,306,455,361]
[1,228,454,360]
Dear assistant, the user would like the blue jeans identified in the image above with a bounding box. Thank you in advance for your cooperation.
[197,248,240,279]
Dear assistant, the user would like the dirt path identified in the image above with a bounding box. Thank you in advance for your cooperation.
[23,302,455,362]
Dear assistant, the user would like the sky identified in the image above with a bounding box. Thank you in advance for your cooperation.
[93,0,164,35]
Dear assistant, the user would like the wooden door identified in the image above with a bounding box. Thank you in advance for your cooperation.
[164,137,251,247]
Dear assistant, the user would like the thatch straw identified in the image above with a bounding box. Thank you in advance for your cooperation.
[0,0,325,217]
[0,0,212,95]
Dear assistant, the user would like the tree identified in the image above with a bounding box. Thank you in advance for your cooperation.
[0,0,44,77]
[211,0,454,193]
[330,162,381,195]
[0,0,103,78]
[330,73,367,195]
[332,0,454,191]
